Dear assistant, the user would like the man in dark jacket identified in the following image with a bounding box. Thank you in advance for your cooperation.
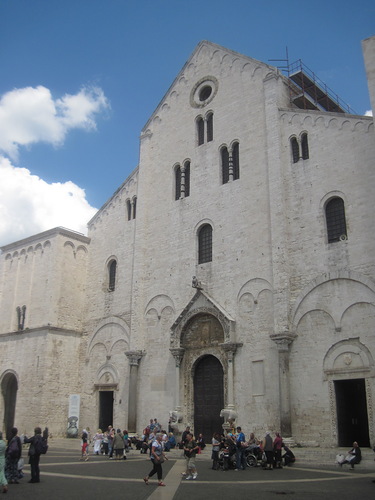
[24,427,44,483]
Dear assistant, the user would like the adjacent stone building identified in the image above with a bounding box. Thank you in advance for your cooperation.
[1,38,374,447]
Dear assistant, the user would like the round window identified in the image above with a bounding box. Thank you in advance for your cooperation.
[190,76,218,108]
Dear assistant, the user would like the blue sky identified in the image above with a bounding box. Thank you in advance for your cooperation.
[0,0,373,246]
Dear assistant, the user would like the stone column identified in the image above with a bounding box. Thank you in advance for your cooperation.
[180,166,186,199]
[125,350,144,432]
[169,348,185,410]
[220,342,242,428]
[228,153,234,182]
[270,332,296,437]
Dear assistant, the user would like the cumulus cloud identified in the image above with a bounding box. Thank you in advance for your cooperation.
[0,84,108,246]
[365,109,373,116]
[0,155,97,246]
[0,85,109,160]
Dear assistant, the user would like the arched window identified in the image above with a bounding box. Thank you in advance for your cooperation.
[301,133,309,160]
[108,260,117,291]
[198,224,213,264]
[291,137,299,163]
[184,161,190,197]
[175,166,182,200]
[207,113,213,142]
[197,117,204,146]
[232,142,240,180]
[221,147,230,184]
[126,200,132,221]
[325,197,347,243]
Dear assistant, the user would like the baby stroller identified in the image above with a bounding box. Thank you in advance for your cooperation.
[218,447,237,470]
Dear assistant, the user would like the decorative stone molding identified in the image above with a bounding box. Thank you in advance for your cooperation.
[170,348,185,367]
[270,331,297,352]
[220,342,243,361]
[125,350,144,366]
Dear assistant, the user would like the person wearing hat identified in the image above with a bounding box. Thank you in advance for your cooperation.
[263,431,274,470]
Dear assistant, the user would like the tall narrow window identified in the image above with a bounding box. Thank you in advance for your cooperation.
[126,200,132,221]
[132,197,137,219]
[291,137,299,163]
[221,147,230,184]
[207,113,213,142]
[232,142,240,180]
[198,224,213,264]
[184,161,190,197]
[325,197,347,243]
[175,166,182,200]
[301,133,309,160]
[108,260,117,291]
[197,117,204,146]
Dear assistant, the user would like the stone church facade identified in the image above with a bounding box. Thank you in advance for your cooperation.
[1,38,374,447]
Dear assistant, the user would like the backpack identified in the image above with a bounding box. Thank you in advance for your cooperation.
[7,438,19,459]
[35,436,48,455]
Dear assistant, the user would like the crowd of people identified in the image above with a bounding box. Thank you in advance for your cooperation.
[0,425,49,492]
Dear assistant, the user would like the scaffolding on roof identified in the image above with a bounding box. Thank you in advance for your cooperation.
[270,52,357,115]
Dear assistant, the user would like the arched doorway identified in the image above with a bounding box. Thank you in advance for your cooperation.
[1,372,18,441]
[194,355,224,439]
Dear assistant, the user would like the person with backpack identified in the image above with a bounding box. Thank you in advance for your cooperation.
[24,426,48,483]
[5,427,22,484]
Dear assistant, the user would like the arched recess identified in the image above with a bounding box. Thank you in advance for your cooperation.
[323,339,374,447]
[1,371,18,441]
[193,355,224,438]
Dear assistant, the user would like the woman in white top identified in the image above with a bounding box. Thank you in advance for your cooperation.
[143,433,168,487]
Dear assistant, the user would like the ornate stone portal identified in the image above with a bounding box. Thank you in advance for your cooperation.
[169,290,241,434]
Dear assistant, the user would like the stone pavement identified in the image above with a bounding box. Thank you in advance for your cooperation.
[5,438,375,500]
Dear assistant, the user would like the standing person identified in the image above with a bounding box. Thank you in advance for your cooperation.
[113,429,124,461]
[0,432,8,493]
[93,429,103,455]
[143,433,168,486]
[180,426,190,449]
[235,426,246,471]
[211,433,221,470]
[273,432,283,469]
[5,427,22,484]
[183,433,199,480]
[108,427,115,459]
[102,431,109,455]
[24,427,44,483]
[197,433,206,453]
[80,429,89,461]
[263,431,274,470]
[339,441,362,469]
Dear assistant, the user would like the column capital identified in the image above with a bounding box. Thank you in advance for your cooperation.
[125,350,145,366]
[170,348,185,367]
[220,342,243,360]
[270,331,297,352]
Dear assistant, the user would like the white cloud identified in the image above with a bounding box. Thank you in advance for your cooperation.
[0,85,109,160]
[0,155,97,247]
[365,110,373,116]
[0,84,108,246]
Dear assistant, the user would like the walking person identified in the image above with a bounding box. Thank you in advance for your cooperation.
[80,429,89,461]
[143,433,168,486]
[24,427,45,483]
[5,427,22,484]
[183,433,199,480]
[0,432,8,493]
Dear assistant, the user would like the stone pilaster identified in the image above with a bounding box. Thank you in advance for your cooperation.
[125,350,144,432]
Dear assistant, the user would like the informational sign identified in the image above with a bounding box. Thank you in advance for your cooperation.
[67,394,80,438]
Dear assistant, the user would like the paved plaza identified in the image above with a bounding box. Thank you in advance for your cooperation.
[5,439,375,499]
